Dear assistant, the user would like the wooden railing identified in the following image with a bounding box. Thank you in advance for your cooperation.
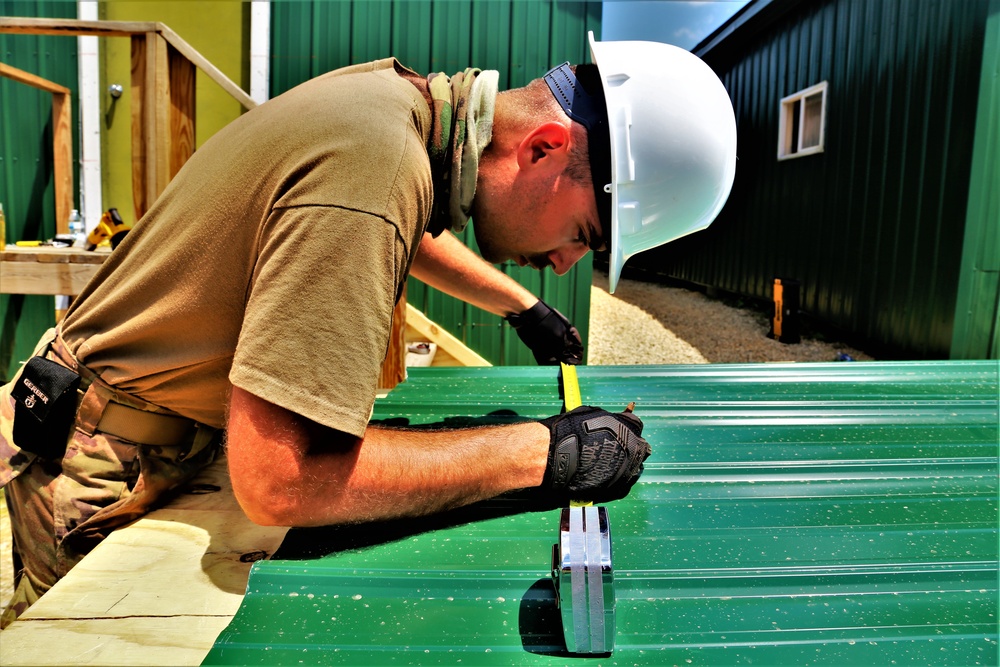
[0,60,75,231]
[0,17,256,229]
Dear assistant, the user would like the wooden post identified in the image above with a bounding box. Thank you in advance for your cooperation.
[51,90,73,234]
[168,43,195,179]
[148,31,170,201]
[130,31,173,220]
[130,33,148,221]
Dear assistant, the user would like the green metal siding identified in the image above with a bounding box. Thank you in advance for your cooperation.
[269,1,600,365]
[951,0,1000,360]
[627,0,990,360]
[0,0,78,381]
[206,361,999,664]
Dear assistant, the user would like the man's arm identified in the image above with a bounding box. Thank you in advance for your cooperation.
[227,386,550,527]
[411,231,584,365]
[409,230,538,317]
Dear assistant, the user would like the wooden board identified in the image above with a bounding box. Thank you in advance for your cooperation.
[0,246,109,295]
[0,18,255,111]
[405,304,491,367]
[0,454,288,666]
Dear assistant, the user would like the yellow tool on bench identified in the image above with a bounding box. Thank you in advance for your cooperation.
[86,208,131,251]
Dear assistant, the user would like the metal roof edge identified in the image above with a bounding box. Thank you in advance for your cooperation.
[693,0,804,62]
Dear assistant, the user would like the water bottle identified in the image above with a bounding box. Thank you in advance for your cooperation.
[69,209,85,248]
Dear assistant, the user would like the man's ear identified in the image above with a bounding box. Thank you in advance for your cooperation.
[516,122,571,170]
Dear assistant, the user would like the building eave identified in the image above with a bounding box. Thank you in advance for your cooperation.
[694,0,804,66]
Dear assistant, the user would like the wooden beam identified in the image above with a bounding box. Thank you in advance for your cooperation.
[3,16,255,228]
[0,247,108,296]
[405,305,492,367]
[0,16,159,37]
[51,91,73,233]
[158,23,256,111]
[0,61,69,94]
[0,260,100,296]
[0,17,256,111]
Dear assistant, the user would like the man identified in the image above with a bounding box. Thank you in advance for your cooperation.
[0,33,736,625]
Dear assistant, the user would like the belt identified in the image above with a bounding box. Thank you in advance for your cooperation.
[95,401,197,447]
[46,326,201,448]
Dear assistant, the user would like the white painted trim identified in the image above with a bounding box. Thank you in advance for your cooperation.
[77,0,102,230]
[250,1,270,105]
[777,80,828,161]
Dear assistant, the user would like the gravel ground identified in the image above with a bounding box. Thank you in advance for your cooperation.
[0,273,874,616]
[589,269,874,365]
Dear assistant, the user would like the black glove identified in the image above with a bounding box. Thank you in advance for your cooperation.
[540,405,651,502]
[506,300,584,365]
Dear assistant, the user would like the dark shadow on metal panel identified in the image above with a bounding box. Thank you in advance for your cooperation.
[519,577,571,657]
[273,488,561,560]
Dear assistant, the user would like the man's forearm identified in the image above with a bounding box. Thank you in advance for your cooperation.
[227,386,548,527]
[306,422,548,525]
[410,231,538,317]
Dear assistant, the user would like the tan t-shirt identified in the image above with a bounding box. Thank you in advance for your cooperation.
[61,59,433,436]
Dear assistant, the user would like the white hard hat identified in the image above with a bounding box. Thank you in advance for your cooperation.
[545,33,737,293]
[591,32,737,292]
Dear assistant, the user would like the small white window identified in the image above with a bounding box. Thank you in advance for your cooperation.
[778,81,828,160]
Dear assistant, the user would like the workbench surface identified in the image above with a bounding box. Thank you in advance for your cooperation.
[1,245,110,295]
[0,454,288,666]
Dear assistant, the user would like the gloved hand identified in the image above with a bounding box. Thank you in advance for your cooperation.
[506,300,584,365]
[540,405,651,502]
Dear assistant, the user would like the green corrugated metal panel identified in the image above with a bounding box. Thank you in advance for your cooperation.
[951,0,1000,360]
[269,1,600,365]
[0,0,78,381]
[628,0,990,360]
[205,361,999,665]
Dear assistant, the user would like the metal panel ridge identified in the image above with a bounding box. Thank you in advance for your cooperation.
[205,361,999,665]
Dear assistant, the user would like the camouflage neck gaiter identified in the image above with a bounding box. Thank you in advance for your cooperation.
[425,67,499,236]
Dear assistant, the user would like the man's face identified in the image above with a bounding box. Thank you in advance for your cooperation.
[472,173,605,276]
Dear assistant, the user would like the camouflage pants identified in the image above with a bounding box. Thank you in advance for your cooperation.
[0,329,221,628]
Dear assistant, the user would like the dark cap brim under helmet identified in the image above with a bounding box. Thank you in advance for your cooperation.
[543,62,612,249]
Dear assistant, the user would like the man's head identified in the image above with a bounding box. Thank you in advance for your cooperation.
[470,64,605,276]
[472,33,738,292]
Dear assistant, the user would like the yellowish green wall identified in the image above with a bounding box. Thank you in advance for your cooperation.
[99,0,250,225]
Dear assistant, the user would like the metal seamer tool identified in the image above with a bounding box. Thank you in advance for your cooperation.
[551,363,616,654]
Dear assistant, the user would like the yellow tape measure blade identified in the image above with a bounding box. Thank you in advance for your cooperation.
[560,363,592,507]
[560,362,582,411]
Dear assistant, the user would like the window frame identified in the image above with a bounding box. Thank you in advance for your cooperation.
[777,81,828,161]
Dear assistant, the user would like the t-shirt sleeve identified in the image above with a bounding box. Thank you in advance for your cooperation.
[229,205,405,437]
